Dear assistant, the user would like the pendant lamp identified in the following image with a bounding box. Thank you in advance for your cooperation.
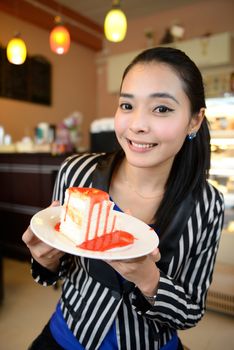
[104,0,127,42]
[50,16,70,55]
[6,34,27,65]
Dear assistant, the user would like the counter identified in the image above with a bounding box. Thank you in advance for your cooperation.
[0,153,69,261]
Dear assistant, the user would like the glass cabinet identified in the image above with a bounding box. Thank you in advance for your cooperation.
[207,95,234,265]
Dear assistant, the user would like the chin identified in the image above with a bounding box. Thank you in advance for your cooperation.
[124,150,156,168]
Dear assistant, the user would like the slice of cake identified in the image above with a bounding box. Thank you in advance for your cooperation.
[60,187,117,245]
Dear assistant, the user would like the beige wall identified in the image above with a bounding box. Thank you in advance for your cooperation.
[0,0,234,148]
[96,0,234,118]
[0,12,97,148]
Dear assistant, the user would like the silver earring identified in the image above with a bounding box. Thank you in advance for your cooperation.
[188,132,197,140]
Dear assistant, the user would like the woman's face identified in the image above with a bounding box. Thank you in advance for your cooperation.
[115,62,200,169]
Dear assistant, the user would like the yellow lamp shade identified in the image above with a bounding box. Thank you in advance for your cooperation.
[104,8,127,42]
[50,25,70,55]
[6,37,27,65]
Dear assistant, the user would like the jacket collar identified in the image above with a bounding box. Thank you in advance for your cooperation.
[90,150,195,274]
[91,150,124,192]
[89,150,134,294]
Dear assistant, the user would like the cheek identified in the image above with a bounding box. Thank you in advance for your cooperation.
[114,113,127,135]
[155,119,188,142]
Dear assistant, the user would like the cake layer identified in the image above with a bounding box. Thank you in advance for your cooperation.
[60,187,117,245]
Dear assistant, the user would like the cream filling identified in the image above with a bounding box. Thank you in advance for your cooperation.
[60,198,116,244]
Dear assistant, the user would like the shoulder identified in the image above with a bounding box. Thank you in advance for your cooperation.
[57,152,107,188]
[197,181,224,222]
[61,152,106,172]
[204,181,224,207]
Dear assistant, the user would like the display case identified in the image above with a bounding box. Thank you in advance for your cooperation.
[207,95,234,265]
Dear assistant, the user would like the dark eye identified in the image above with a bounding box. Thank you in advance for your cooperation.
[154,105,173,113]
[120,103,132,110]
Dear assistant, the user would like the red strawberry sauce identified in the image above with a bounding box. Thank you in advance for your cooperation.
[77,230,134,251]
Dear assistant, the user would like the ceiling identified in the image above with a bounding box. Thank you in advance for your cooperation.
[56,0,202,26]
[0,0,204,52]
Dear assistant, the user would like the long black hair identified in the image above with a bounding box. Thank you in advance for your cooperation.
[120,47,210,233]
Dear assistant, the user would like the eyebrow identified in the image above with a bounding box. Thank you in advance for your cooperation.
[120,92,179,104]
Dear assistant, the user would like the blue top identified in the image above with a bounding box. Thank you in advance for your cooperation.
[50,303,118,349]
[50,303,178,349]
[49,202,178,349]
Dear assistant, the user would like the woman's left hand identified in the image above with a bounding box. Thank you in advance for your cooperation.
[105,247,161,296]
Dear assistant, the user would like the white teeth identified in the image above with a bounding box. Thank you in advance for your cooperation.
[131,141,155,148]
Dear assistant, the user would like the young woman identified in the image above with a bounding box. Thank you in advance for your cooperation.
[23,47,224,350]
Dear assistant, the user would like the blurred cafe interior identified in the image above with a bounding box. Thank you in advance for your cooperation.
[0,0,234,349]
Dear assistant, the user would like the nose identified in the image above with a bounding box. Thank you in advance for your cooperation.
[129,109,149,134]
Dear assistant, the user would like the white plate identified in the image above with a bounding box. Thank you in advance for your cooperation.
[30,207,159,260]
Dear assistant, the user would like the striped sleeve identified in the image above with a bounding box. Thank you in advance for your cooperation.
[132,184,224,330]
[31,153,103,286]
[31,255,72,286]
[52,153,102,204]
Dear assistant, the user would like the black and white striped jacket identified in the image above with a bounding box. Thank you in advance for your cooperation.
[32,152,224,350]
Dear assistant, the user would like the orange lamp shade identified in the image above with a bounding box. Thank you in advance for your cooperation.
[7,37,27,65]
[49,25,70,55]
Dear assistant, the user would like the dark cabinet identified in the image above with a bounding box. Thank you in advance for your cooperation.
[0,153,68,261]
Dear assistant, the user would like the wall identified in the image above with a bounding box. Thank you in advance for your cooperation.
[96,0,234,118]
[0,12,97,148]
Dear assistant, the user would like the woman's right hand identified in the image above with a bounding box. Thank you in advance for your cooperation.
[22,201,65,272]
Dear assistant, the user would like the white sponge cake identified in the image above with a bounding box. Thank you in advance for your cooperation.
[60,187,117,245]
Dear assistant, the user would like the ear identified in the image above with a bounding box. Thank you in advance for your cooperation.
[188,108,205,134]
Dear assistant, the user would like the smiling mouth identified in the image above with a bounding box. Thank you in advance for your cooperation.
[128,139,158,149]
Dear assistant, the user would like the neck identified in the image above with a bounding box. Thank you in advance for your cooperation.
[122,159,169,200]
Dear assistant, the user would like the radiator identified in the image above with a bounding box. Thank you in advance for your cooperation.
[207,290,234,316]
[206,262,234,316]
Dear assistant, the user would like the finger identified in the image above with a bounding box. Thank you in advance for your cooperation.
[150,247,161,263]
[155,252,161,263]
[124,208,132,216]
[32,245,60,259]
[22,226,36,245]
[47,249,64,259]
[23,201,59,245]
[50,200,60,207]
